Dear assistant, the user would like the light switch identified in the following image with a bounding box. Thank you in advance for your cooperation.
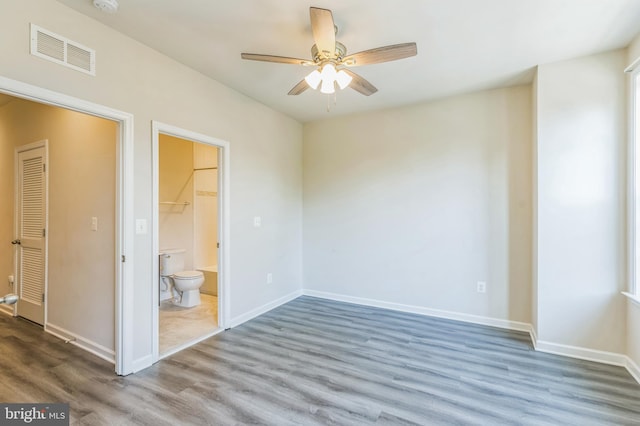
[253,216,261,227]
[136,219,147,234]
[91,217,98,231]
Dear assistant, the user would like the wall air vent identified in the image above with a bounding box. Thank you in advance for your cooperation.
[30,24,96,76]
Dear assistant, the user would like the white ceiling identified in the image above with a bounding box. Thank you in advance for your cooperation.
[56,0,640,122]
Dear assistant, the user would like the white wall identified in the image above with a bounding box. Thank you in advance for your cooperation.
[0,0,303,366]
[303,86,532,323]
[628,33,640,68]
[535,49,627,353]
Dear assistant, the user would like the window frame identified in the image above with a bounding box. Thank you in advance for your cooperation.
[628,61,640,300]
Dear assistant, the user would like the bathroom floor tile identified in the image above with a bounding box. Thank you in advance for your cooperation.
[159,294,218,354]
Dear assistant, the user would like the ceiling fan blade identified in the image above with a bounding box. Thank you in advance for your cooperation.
[288,79,309,96]
[342,42,417,67]
[310,7,335,59]
[342,69,378,96]
[241,53,313,66]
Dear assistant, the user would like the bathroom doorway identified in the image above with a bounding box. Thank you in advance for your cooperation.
[151,122,229,361]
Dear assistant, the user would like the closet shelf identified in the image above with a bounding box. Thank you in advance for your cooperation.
[159,201,190,206]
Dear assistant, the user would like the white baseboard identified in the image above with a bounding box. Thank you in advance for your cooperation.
[228,289,303,329]
[302,289,533,333]
[302,289,640,384]
[131,354,154,374]
[529,324,539,350]
[534,339,630,368]
[535,340,627,366]
[46,322,115,364]
[625,356,640,383]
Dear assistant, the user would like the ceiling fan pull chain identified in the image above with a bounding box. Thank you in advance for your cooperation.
[327,94,331,112]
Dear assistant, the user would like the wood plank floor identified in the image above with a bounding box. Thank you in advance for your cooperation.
[1,296,640,425]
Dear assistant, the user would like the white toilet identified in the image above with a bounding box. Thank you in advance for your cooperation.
[159,248,204,308]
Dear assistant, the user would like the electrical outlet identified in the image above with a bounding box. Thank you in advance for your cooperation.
[267,273,273,284]
[477,281,486,293]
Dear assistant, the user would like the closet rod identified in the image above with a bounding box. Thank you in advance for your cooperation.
[194,167,218,171]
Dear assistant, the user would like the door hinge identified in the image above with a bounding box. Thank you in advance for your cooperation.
[43,163,46,172]
[42,229,46,237]
[122,255,126,263]
[217,242,220,249]
[42,293,45,303]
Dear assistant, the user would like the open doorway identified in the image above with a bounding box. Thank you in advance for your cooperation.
[152,121,229,361]
[0,89,131,373]
[0,76,134,375]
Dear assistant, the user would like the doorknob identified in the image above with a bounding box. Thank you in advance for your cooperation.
[11,239,20,245]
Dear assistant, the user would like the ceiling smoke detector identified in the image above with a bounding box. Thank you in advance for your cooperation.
[93,0,119,14]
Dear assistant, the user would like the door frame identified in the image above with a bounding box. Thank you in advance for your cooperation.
[151,121,230,363]
[0,75,135,375]
[14,140,49,326]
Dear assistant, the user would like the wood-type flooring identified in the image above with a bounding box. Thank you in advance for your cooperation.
[1,296,639,425]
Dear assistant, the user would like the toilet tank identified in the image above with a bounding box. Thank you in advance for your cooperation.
[159,248,186,276]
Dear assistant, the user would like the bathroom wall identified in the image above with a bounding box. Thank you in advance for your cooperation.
[193,142,218,269]
[158,134,194,270]
[158,135,218,297]
[193,143,218,295]
[0,96,117,350]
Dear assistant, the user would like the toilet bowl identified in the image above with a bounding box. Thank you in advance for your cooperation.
[172,270,204,308]
[159,248,205,307]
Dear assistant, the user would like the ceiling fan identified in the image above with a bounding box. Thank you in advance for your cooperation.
[241,7,417,96]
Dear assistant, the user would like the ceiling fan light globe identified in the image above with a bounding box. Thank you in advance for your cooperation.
[336,70,352,89]
[305,70,322,89]
[321,63,337,80]
[320,78,335,94]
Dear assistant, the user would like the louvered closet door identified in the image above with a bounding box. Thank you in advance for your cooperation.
[16,145,46,325]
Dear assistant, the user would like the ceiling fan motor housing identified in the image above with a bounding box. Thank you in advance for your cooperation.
[312,41,347,63]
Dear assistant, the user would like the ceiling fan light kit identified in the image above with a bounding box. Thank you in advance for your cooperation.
[305,63,353,94]
[241,7,417,103]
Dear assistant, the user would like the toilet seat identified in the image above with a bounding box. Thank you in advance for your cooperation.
[173,270,203,279]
